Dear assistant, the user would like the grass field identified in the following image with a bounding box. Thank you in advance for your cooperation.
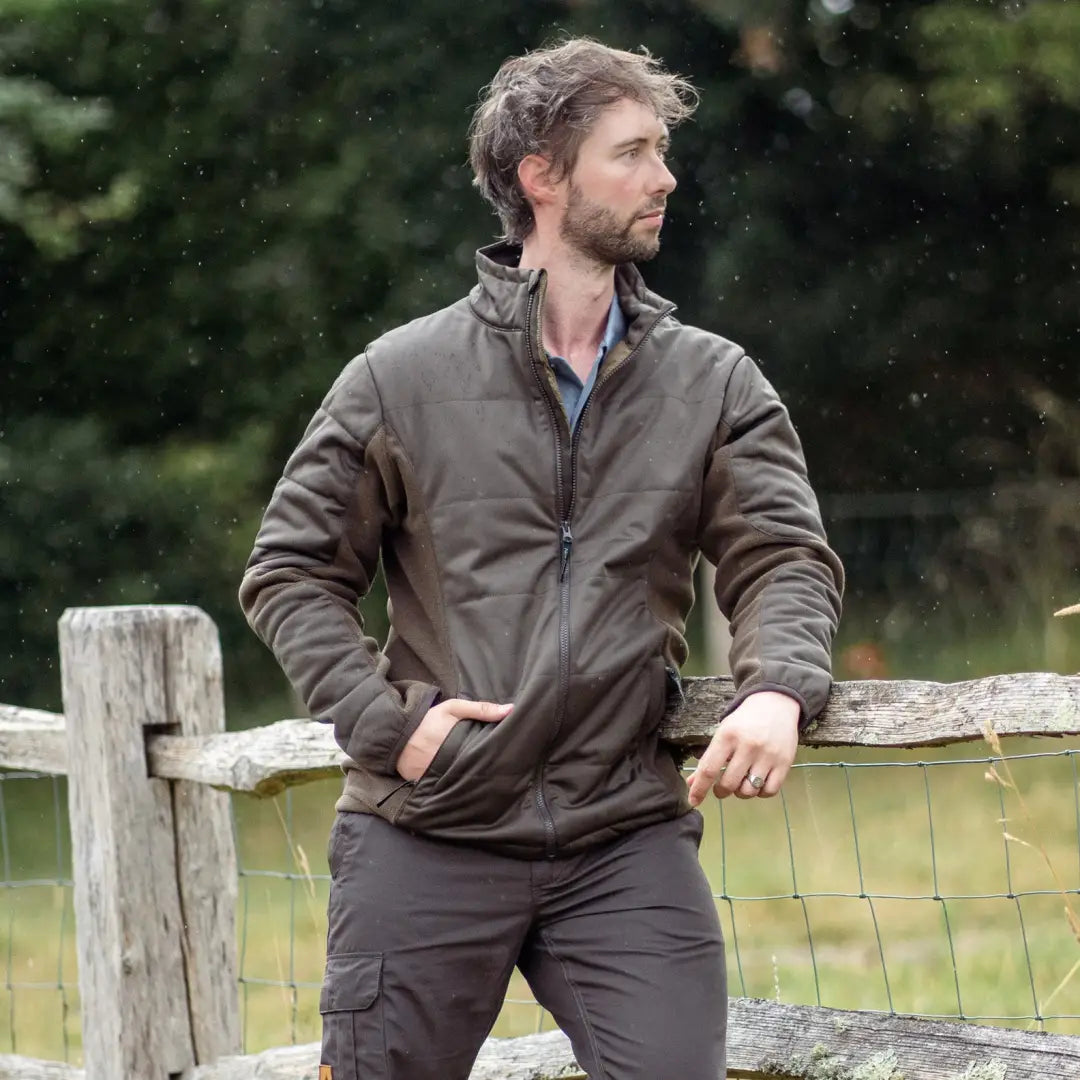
[2,610,1079,1063]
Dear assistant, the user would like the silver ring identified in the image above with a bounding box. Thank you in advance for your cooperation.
[747,773,765,790]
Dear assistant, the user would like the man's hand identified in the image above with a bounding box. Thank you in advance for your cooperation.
[686,690,800,807]
[396,698,513,781]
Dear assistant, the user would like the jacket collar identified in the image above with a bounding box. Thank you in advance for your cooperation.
[468,241,675,341]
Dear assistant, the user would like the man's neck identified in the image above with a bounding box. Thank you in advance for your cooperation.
[519,234,615,377]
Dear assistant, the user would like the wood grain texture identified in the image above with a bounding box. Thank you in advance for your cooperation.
[176,999,1080,1079]
[0,705,66,774]
[145,719,344,796]
[724,997,1080,1079]
[142,672,1080,798]
[186,1042,316,1080]
[10,674,1080,787]
[161,609,241,1062]
[2,620,241,1064]
[0,1055,83,1079]
[666,671,1080,750]
[59,606,198,1079]
[185,1034,586,1080]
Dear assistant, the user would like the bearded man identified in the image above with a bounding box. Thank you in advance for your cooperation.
[240,37,843,1080]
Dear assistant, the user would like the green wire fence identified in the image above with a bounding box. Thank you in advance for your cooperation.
[2,604,1079,1079]
[5,748,1078,1062]
[223,744,1080,1053]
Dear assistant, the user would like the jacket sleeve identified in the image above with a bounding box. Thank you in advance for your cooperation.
[698,354,844,724]
[238,353,440,774]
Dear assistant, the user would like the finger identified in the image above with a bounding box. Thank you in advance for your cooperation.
[444,699,513,722]
[687,753,732,807]
[713,750,751,799]
[733,777,758,800]
[687,763,717,807]
[736,770,769,800]
[759,760,791,799]
[686,767,707,808]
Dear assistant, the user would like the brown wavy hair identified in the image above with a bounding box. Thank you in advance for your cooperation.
[468,38,698,242]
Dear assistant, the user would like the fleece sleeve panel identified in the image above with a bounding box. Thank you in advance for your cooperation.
[697,354,844,723]
[238,353,439,774]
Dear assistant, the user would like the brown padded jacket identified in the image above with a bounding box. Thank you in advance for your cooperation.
[239,242,844,858]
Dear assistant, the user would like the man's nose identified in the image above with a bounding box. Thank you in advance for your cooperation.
[653,157,677,195]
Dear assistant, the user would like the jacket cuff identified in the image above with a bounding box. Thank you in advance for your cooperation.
[342,681,441,775]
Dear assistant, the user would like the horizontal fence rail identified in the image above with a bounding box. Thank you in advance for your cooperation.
[4,671,1080,796]
[1,605,1079,1080]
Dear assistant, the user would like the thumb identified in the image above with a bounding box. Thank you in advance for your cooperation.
[446,699,513,722]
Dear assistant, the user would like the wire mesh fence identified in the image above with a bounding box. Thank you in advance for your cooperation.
[0,746,1077,1062]
[712,747,1080,1032]
[0,771,78,1062]
[234,785,329,1052]
[229,742,1080,1054]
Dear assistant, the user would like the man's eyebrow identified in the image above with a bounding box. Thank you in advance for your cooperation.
[612,134,671,151]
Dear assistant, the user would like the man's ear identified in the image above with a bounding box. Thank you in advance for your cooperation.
[517,154,561,213]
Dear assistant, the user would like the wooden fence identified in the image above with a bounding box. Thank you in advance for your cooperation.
[1,604,1080,1079]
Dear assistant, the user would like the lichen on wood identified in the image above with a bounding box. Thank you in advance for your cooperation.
[757,1044,905,1080]
[945,1064,1007,1080]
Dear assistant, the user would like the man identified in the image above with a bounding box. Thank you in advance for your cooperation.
[240,38,842,1080]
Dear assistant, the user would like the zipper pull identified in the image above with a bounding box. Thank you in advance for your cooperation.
[559,521,573,581]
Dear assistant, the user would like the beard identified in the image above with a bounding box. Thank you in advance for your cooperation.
[558,181,664,267]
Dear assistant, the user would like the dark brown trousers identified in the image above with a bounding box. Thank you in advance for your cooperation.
[320,810,726,1080]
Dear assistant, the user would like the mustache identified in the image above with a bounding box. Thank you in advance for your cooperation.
[637,203,667,217]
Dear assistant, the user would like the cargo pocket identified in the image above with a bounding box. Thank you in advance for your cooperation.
[319,952,385,1080]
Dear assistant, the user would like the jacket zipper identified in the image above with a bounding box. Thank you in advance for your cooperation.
[525,272,565,857]
[526,269,674,857]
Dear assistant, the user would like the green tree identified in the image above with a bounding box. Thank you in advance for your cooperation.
[3,0,1078,712]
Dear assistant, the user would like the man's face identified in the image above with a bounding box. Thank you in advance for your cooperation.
[557,97,677,266]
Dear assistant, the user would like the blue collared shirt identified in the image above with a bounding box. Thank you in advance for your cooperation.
[547,294,628,432]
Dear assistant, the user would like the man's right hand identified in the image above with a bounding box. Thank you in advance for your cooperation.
[395,698,513,781]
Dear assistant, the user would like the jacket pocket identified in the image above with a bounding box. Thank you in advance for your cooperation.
[319,952,384,1080]
[639,656,669,742]
[358,771,415,824]
[422,717,474,782]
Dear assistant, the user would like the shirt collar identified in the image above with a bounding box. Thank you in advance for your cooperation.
[600,292,627,359]
[545,293,627,370]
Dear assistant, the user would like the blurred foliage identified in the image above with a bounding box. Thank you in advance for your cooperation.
[1,0,1078,712]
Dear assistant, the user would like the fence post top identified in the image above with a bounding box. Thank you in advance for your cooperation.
[59,604,215,631]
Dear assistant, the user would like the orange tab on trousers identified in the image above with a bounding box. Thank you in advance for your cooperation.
[319,1067,332,1080]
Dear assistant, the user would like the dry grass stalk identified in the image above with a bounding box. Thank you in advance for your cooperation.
[983,721,1080,1023]
[273,795,322,930]
[1053,603,1080,617]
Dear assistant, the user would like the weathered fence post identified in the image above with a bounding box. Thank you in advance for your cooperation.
[59,605,240,1079]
